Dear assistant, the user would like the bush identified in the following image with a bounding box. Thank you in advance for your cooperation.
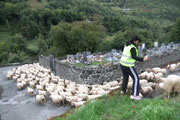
[8,54,20,63]
[26,44,39,56]
[0,51,8,63]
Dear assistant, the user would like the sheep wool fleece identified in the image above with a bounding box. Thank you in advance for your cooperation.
[120,64,140,96]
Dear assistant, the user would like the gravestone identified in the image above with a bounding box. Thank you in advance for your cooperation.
[111,49,117,53]
[106,53,113,62]
[142,43,146,50]
[67,54,74,63]
[161,43,165,47]
[82,52,88,65]
[154,42,158,48]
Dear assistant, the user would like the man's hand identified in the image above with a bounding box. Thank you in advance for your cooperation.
[143,56,148,61]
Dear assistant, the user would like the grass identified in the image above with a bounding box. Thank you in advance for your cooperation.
[72,60,109,68]
[53,94,180,120]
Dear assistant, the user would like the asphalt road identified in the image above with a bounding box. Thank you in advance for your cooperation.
[0,66,71,120]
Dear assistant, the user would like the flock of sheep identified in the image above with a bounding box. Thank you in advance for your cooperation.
[6,63,121,107]
[138,62,180,98]
[6,62,180,107]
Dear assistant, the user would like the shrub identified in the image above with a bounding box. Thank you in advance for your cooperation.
[8,53,20,63]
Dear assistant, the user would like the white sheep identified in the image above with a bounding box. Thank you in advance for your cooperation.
[76,93,88,101]
[27,87,34,96]
[50,94,64,106]
[162,74,180,98]
[153,72,163,82]
[71,101,86,107]
[141,82,156,89]
[107,81,119,87]
[38,90,47,96]
[17,82,24,90]
[36,85,44,91]
[127,81,133,91]
[167,64,178,72]
[29,81,35,88]
[66,96,78,103]
[146,72,154,81]
[87,95,101,101]
[36,94,46,104]
[152,67,161,73]
[139,71,148,79]
[140,86,153,98]
[139,79,148,85]
[101,84,111,91]
[158,68,167,75]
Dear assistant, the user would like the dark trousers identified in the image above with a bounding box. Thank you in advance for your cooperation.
[120,64,140,96]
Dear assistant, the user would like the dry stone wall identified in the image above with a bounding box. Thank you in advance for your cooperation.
[39,49,180,85]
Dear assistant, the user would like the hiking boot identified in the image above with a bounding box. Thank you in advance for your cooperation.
[130,95,142,100]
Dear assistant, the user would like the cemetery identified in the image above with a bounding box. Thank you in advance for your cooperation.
[39,42,180,84]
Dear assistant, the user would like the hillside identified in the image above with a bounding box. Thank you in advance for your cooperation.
[0,0,179,64]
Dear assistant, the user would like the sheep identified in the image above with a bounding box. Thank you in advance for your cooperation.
[158,77,166,83]
[141,82,157,89]
[50,94,64,106]
[167,64,178,72]
[65,88,76,95]
[71,101,86,107]
[29,81,35,88]
[97,89,110,95]
[46,85,55,93]
[58,91,72,98]
[153,72,163,82]
[38,90,47,96]
[156,83,164,93]
[36,95,46,104]
[87,95,101,101]
[36,85,44,91]
[140,86,153,98]
[27,87,34,96]
[152,67,161,73]
[101,84,111,91]
[109,86,120,91]
[66,96,79,103]
[162,74,180,98]
[177,62,180,68]
[17,82,24,90]
[76,93,88,101]
[127,81,133,91]
[139,71,148,79]
[158,68,167,75]
[139,79,148,85]
[146,72,154,81]
[107,81,119,87]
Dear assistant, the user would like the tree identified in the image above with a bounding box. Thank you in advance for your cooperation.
[49,21,106,56]
[170,17,180,43]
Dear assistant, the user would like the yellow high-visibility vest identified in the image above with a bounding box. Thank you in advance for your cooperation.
[120,44,138,67]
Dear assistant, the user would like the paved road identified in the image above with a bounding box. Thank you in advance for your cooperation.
[0,66,70,120]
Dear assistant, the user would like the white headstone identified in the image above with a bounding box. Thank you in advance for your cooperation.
[142,43,146,50]
[154,42,158,48]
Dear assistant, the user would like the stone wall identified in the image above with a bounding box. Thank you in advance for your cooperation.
[39,49,180,85]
